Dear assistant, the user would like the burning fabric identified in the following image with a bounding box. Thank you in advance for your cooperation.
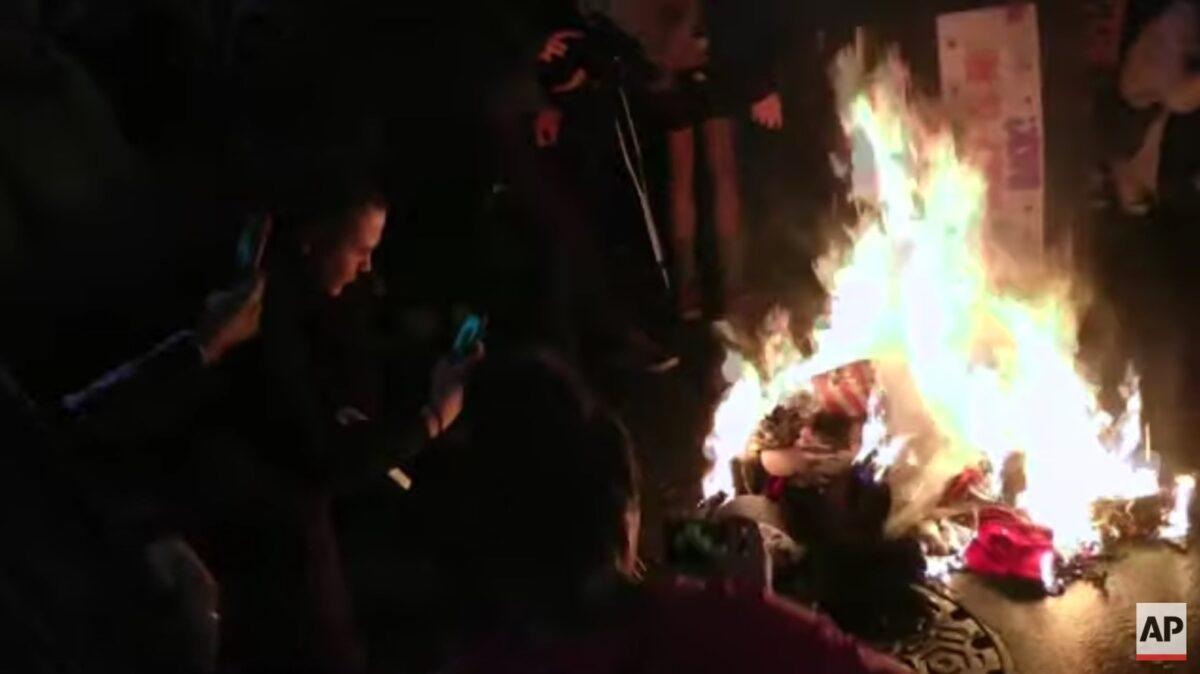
[749,361,873,489]
[713,359,874,500]
[962,507,1057,586]
[701,46,1195,592]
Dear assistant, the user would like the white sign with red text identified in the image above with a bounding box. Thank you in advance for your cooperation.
[937,4,1044,267]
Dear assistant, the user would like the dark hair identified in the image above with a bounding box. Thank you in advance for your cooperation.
[441,350,640,620]
[271,166,388,241]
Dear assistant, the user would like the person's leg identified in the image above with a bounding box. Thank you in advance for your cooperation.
[668,126,702,318]
[702,116,744,311]
[531,107,677,375]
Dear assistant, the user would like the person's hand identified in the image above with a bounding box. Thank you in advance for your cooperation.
[196,274,265,365]
[534,106,564,148]
[750,92,784,131]
[550,68,589,94]
[538,29,584,63]
[424,345,484,439]
[711,516,771,595]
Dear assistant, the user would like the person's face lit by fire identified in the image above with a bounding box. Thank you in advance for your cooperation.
[305,204,386,298]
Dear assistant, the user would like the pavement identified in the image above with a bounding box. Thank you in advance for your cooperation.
[950,543,1200,674]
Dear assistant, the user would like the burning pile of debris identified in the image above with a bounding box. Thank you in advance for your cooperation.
[700,47,1196,598]
[727,356,1194,591]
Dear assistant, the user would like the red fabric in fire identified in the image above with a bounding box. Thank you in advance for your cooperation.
[963,506,1058,584]
[939,467,987,506]
[812,361,875,418]
[765,476,789,501]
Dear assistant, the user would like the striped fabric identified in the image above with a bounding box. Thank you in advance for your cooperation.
[811,360,875,419]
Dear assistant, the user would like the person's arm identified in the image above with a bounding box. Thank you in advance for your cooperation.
[326,352,474,488]
[733,0,790,129]
[257,312,478,490]
[315,405,437,489]
[59,276,265,450]
[260,390,453,492]
[59,330,212,446]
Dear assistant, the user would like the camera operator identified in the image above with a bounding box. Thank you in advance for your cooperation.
[521,7,679,376]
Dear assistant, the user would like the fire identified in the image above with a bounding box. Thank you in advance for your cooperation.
[703,49,1191,572]
[1164,475,1196,539]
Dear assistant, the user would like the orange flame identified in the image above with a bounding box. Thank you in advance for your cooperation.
[703,49,1189,564]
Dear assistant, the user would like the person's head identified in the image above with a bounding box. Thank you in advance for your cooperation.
[277,171,388,298]
[445,351,642,618]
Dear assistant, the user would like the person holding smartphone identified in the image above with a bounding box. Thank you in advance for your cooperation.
[0,271,264,674]
[441,352,911,674]
[187,169,482,674]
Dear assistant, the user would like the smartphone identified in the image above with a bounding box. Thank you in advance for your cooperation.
[665,518,757,573]
[452,314,487,359]
[235,213,273,272]
[665,516,772,591]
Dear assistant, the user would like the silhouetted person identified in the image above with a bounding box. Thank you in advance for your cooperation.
[0,0,169,398]
[0,274,263,674]
[518,8,679,374]
[639,0,786,317]
[440,351,911,674]
[188,174,479,674]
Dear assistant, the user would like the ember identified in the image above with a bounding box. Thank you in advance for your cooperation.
[702,47,1195,590]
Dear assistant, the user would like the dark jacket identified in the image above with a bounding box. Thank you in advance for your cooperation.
[704,0,786,110]
[0,333,212,674]
[188,254,429,674]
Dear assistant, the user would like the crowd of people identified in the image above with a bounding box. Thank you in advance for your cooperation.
[0,0,906,672]
[1091,0,1200,475]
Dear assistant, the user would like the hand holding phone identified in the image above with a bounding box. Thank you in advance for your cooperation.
[197,275,266,365]
[452,314,487,360]
[424,315,487,439]
[666,516,770,592]
[235,214,273,273]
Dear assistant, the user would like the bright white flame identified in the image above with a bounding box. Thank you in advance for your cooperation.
[701,48,1190,569]
[1039,550,1058,593]
[925,555,960,584]
[703,352,769,498]
[1164,476,1196,540]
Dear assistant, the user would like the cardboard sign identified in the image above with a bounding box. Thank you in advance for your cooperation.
[938,4,1044,267]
